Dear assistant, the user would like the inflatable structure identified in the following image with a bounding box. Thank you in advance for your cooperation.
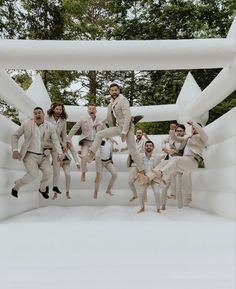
[0,17,235,289]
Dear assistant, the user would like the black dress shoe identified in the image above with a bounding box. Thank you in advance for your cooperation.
[52,186,62,194]
[11,188,18,198]
[39,186,49,199]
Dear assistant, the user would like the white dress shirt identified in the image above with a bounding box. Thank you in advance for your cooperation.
[100,139,112,160]
[143,154,155,174]
[85,117,97,141]
[27,122,45,154]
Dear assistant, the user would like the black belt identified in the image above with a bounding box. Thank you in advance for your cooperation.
[102,157,112,162]
[27,151,44,155]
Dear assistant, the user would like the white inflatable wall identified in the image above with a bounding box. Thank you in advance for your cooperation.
[191,107,236,219]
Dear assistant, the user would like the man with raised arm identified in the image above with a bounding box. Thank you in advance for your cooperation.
[11,107,63,199]
[86,83,146,182]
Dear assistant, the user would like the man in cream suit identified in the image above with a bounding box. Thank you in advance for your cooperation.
[67,103,103,182]
[11,107,63,198]
[142,121,208,185]
[46,102,68,195]
[86,83,145,180]
[93,138,117,199]
[161,123,189,209]
[52,142,80,200]
[127,129,150,202]
[136,141,165,214]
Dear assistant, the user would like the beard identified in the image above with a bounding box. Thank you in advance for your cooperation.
[111,93,119,99]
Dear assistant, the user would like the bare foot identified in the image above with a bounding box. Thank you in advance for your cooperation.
[187,197,192,204]
[129,196,137,202]
[51,193,57,200]
[137,207,145,214]
[161,204,166,210]
[81,173,86,182]
[106,191,114,196]
[157,208,161,213]
[66,192,71,199]
[93,191,98,199]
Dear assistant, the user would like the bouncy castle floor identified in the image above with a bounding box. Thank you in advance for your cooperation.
[0,205,235,289]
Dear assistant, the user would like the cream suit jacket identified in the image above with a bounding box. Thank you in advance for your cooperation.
[46,116,67,148]
[170,122,208,157]
[11,119,63,160]
[67,115,105,145]
[106,94,132,135]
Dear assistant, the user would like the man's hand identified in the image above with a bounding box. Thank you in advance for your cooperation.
[121,134,128,142]
[76,164,80,170]
[170,123,177,130]
[163,148,170,154]
[12,151,22,160]
[66,140,72,150]
[112,139,118,145]
[57,154,64,162]
[187,121,193,126]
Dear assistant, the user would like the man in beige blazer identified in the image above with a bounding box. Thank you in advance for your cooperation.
[46,102,68,195]
[11,107,63,198]
[86,83,145,180]
[141,121,208,184]
[127,129,150,202]
[161,123,189,209]
[93,138,117,199]
[135,141,165,214]
[67,104,103,182]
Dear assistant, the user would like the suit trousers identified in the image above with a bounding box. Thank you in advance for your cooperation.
[81,140,102,173]
[94,161,117,193]
[161,172,176,203]
[128,166,138,197]
[160,156,198,176]
[137,181,161,210]
[161,172,183,208]
[15,152,52,191]
[51,150,61,187]
[90,125,144,172]
[61,163,71,192]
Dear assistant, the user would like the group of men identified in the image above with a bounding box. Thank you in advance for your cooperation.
[11,83,208,213]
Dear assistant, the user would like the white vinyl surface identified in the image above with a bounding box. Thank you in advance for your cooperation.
[0,205,235,289]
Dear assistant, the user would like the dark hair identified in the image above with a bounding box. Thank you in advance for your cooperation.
[109,83,120,89]
[145,140,154,147]
[170,120,178,125]
[33,107,44,112]
[47,102,68,120]
[177,124,186,131]
[136,128,143,133]
[197,122,202,127]
[87,103,96,107]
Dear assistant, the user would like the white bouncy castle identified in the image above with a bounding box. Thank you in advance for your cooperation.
[0,18,235,289]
